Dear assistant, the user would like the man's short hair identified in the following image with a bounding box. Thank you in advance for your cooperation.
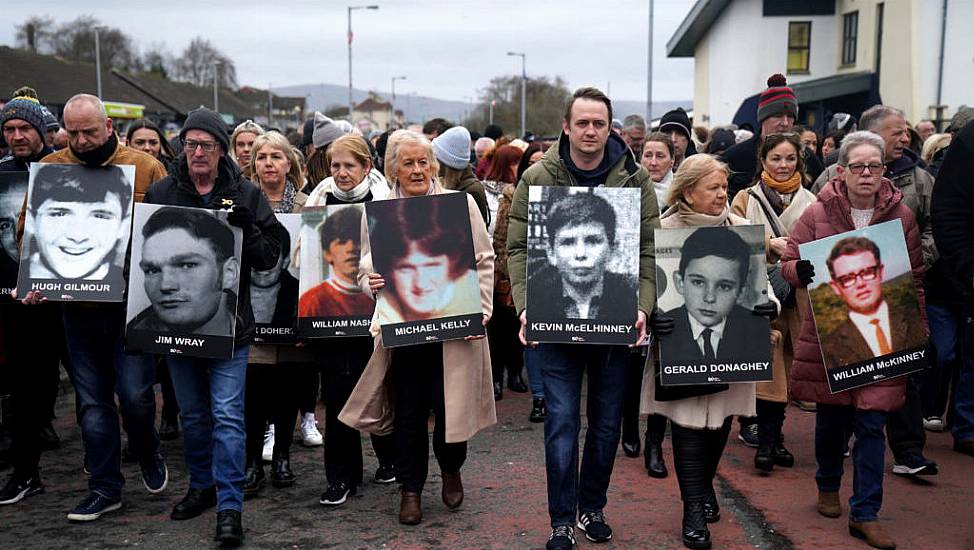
[678,228,750,288]
[142,207,235,264]
[564,87,613,124]
[422,118,453,137]
[826,236,881,278]
[369,196,472,280]
[859,105,904,132]
[545,190,616,247]
[622,114,646,132]
[29,164,132,213]
[319,206,361,248]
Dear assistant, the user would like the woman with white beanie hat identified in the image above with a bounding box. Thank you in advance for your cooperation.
[431,126,489,225]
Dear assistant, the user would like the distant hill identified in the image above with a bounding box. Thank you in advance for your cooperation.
[273,82,690,128]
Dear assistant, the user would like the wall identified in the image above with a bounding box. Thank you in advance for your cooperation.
[916,0,974,124]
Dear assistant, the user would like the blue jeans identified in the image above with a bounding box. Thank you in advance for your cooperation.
[922,303,959,419]
[167,347,249,512]
[954,309,974,442]
[815,405,887,522]
[538,343,627,527]
[524,347,544,399]
[62,304,158,501]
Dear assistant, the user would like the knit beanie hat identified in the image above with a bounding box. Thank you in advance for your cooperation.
[313,112,346,149]
[658,107,692,140]
[180,107,230,153]
[432,126,471,170]
[483,124,503,140]
[0,94,47,138]
[757,74,798,123]
[40,106,59,132]
[301,117,316,147]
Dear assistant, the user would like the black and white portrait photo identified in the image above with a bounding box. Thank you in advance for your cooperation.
[366,193,483,347]
[655,225,772,385]
[252,213,301,342]
[125,203,244,358]
[525,186,640,344]
[16,163,135,301]
[0,172,28,297]
[297,205,374,338]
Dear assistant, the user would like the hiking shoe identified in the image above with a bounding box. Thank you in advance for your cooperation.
[577,511,612,543]
[546,525,577,550]
[319,482,356,506]
[892,453,938,476]
[373,464,396,484]
[141,453,169,494]
[67,492,122,522]
[0,474,44,505]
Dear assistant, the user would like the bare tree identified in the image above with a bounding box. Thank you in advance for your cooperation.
[14,15,56,53]
[141,42,175,79]
[173,37,238,89]
[464,75,572,136]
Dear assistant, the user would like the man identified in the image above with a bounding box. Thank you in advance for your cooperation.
[930,116,974,459]
[507,87,658,550]
[658,107,697,170]
[812,105,940,476]
[24,164,131,283]
[915,120,936,144]
[662,228,767,364]
[251,229,298,326]
[422,118,452,140]
[143,107,283,547]
[621,114,646,157]
[0,90,65,507]
[299,206,372,318]
[818,237,927,369]
[529,190,637,320]
[128,207,240,337]
[722,74,824,198]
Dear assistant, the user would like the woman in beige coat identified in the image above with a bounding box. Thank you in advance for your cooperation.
[338,131,496,526]
[642,154,779,549]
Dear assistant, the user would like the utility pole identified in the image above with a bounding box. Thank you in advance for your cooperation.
[507,52,527,138]
[391,75,406,128]
[348,5,380,121]
[212,61,221,112]
[268,83,274,127]
[646,0,655,124]
[94,27,103,99]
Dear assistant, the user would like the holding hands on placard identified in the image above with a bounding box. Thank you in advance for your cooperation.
[649,310,674,335]
[227,205,255,234]
[751,301,778,320]
[795,259,815,287]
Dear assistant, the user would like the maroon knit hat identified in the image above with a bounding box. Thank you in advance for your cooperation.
[757,74,798,123]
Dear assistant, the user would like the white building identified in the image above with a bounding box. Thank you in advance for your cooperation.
[668,0,973,131]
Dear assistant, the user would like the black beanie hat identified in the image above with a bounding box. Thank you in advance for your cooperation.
[658,108,692,140]
[483,124,503,140]
[180,108,230,153]
[301,118,316,148]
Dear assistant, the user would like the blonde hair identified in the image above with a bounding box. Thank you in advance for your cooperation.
[326,135,372,172]
[921,133,951,166]
[230,119,265,162]
[384,130,439,185]
[249,131,303,188]
[666,154,730,207]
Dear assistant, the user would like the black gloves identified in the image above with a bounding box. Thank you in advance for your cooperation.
[752,301,778,321]
[796,259,815,287]
[226,205,255,235]
[650,311,674,336]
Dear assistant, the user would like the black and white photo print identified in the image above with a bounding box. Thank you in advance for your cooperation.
[0,172,28,297]
[252,212,301,342]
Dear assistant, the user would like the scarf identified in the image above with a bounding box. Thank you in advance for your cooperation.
[675,200,730,227]
[331,173,372,203]
[760,169,801,194]
[653,170,674,211]
[264,180,297,213]
[73,133,118,167]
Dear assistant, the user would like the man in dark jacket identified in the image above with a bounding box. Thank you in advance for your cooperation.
[658,107,697,170]
[931,118,974,458]
[144,108,283,546]
[721,74,824,198]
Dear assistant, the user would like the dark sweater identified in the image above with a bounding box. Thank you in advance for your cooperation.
[931,121,974,296]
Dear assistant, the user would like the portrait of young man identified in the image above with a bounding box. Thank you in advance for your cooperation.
[127,206,240,338]
[661,227,768,365]
[298,205,373,318]
[818,236,927,369]
[0,173,28,290]
[21,163,133,284]
[251,223,299,327]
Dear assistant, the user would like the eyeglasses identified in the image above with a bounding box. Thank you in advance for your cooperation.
[183,140,219,153]
[834,264,881,288]
[845,162,884,175]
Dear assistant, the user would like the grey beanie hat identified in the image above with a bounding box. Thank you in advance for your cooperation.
[431,126,471,170]
[180,107,230,152]
[312,112,346,149]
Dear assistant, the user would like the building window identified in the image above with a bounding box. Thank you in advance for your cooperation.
[842,11,858,65]
[787,21,811,74]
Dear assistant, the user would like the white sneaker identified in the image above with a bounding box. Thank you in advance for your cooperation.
[262,425,275,462]
[301,412,323,447]
[923,416,945,432]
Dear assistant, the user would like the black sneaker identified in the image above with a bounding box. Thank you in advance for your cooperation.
[546,525,577,550]
[319,482,356,506]
[0,474,44,505]
[529,398,546,423]
[67,491,122,521]
[141,453,168,494]
[892,453,938,476]
[738,423,759,448]
[373,464,396,484]
[577,511,612,543]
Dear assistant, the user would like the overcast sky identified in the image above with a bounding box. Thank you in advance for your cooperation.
[1,0,696,102]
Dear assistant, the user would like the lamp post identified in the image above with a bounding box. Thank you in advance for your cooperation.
[507,51,526,138]
[94,27,103,99]
[646,0,654,124]
[391,75,406,128]
[268,83,274,127]
[348,5,380,121]
[212,61,221,112]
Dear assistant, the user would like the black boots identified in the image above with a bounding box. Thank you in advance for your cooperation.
[493,381,503,401]
[215,509,243,547]
[243,457,265,497]
[171,486,217,520]
[681,501,711,549]
[645,414,668,478]
[529,398,546,423]
[271,450,295,488]
[507,372,528,393]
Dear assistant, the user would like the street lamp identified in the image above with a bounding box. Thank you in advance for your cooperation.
[212,60,222,112]
[348,5,380,121]
[391,75,406,128]
[94,26,105,99]
[507,52,526,138]
[646,0,654,124]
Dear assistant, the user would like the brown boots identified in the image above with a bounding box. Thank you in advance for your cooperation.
[441,472,464,509]
[849,520,896,549]
[816,491,841,518]
[399,491,422,525]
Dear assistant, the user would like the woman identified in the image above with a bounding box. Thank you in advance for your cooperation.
[641,132,676,211]
[242,131,312,496]
[482,144,526,399]
[780,131,925,550]
[643,154,778,549]
[339,131,496,526]
[304,135,396,506]
[231,120,264,180]
[127,118,177,174]
[731,132,818,472]
[820,131,845,164]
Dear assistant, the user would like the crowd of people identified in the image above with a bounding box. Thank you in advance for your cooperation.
[0,71,972,550]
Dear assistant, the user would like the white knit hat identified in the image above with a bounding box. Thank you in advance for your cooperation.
[431,126,471,170]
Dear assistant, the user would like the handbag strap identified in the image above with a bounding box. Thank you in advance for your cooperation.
[748,189,785,238]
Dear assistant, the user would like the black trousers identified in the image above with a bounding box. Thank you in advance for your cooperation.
[756,399,786,447]
[487,298,523,383]
[670,418,731,504]
[1,303,63,478]
[244,362,308,461]
[321,337,395,487]
[157,358,179,423]
[622,348,648,442]
[390,342,466,493]
[298,363,320,416]
[886,374,926,461]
